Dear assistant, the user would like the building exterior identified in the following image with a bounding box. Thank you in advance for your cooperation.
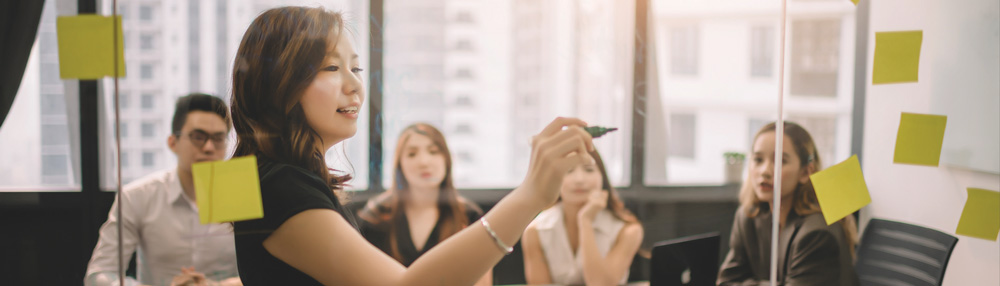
[650,0,857,185]
[0,0,855,190]
[98,0,368,187]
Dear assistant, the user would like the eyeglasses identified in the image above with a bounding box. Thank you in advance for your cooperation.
[177,130,227,149]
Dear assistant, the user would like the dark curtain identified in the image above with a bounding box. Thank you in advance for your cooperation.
[0,0,47,129]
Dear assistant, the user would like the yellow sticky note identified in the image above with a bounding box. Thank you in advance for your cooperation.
[894,112,947,166]
[192,156,263,224]
[56,15,126,79]
[956,188,1000,241]
[851,0,859,5]
[810,155,872,225]
[873,30,922,84]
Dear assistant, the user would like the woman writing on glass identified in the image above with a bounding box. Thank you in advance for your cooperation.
[229,6,596,285]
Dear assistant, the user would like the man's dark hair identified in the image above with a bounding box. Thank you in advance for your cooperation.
[171,93,231,135]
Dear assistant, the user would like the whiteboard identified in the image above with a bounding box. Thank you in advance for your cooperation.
[928,0,1000,174]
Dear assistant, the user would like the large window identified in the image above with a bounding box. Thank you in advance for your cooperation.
[646,0,856,185]
[98,0,370,190]
[0,0,80,191]
[382,0,634,188]
[2,0,862,192]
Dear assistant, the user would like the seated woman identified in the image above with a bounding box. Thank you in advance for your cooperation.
[717,121,859,286]
[358,123,491,286]
[521,149,644,286]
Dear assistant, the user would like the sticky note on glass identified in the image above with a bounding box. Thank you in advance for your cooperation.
[894,112,947,166]
[192,156,263,224]
[56,15,126,79]
[873,30,922,84]
[810,155,872,225]
[956,188,1000,241]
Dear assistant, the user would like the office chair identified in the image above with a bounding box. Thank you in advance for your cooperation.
[855,219,958,286]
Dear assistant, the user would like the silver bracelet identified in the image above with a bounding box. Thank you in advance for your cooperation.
[480,218,513,255]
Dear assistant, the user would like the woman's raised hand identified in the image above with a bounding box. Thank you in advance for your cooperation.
[520,117,595,208]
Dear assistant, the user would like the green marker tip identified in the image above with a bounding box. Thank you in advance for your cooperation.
[584,126,618,138]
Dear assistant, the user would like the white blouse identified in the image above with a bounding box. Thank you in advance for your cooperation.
[530,203,628,285]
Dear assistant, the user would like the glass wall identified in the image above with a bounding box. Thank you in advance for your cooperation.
[644,0,858,185]
[96,0,370,190]
[0,0,80,191]
[0,0,864,193]
[381,0,635,188]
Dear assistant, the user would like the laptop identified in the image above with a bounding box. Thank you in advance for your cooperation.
[649,232,721,286]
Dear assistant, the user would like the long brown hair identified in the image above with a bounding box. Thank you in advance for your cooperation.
[567,149,639,224]
[357,123,478,263]
[739,121,858,256]
[230,7,351,194]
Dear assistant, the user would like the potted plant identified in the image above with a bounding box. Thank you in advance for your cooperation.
[723,151,745,185]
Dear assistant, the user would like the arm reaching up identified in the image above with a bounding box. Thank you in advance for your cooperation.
[261,117,596,285]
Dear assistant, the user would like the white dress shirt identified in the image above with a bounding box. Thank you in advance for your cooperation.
[530,203,628,285]
[85,169,238,286]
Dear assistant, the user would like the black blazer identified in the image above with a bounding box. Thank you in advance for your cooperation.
[717,206,859,286]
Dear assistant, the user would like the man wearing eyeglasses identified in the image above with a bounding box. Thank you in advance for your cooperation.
[86,93,241,286]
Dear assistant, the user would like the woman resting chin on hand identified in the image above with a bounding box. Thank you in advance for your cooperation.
[522,149,644,286]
